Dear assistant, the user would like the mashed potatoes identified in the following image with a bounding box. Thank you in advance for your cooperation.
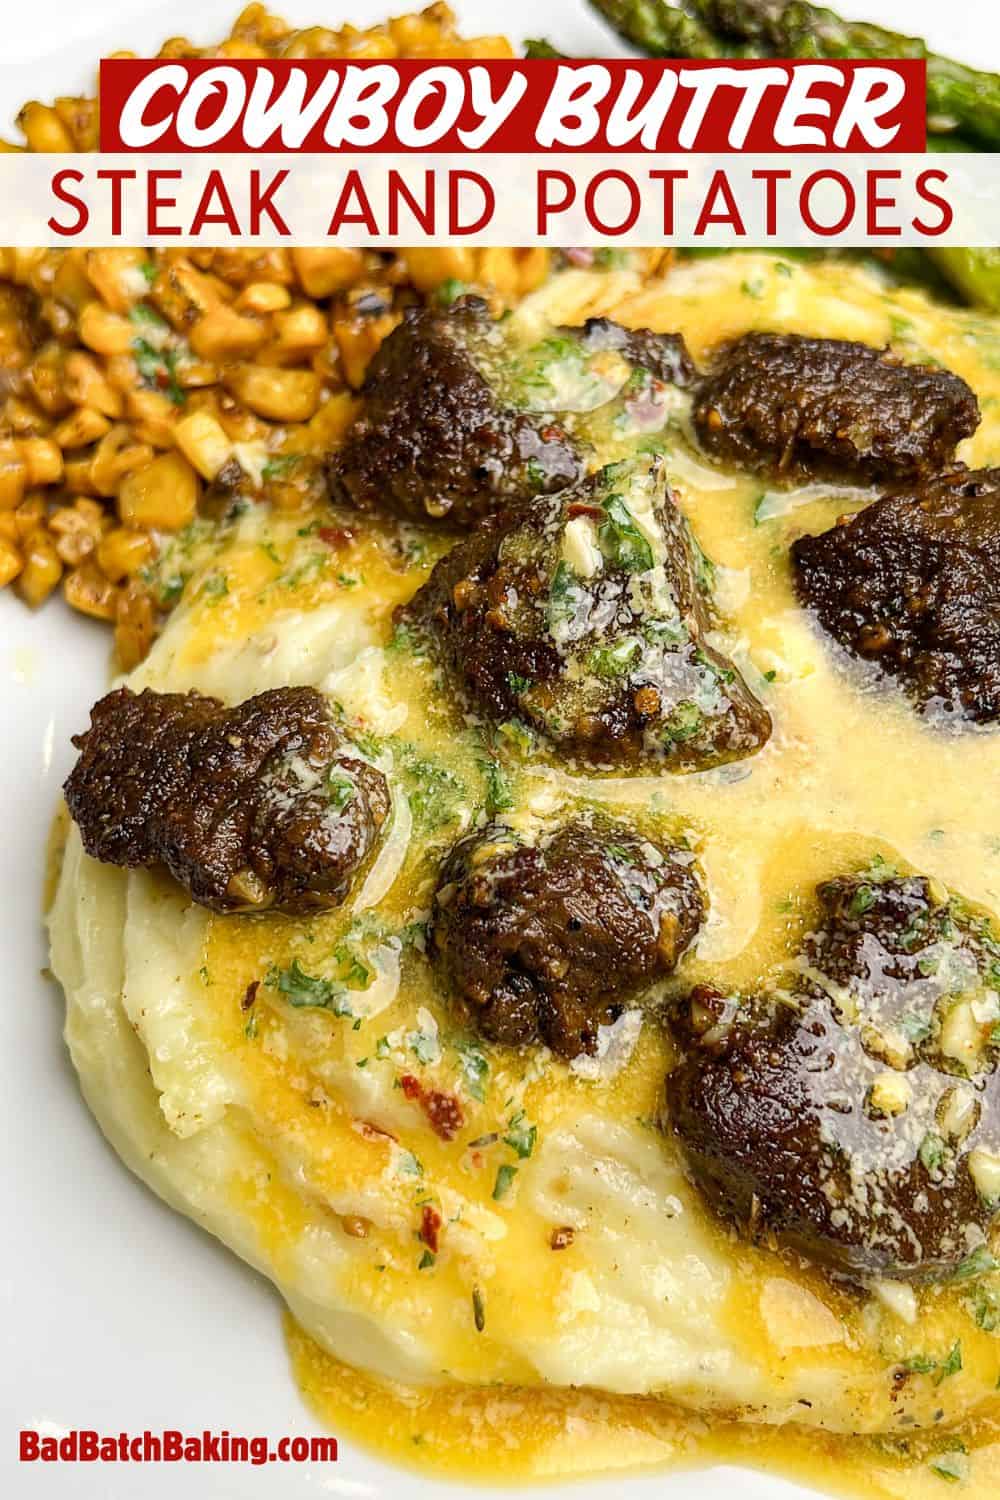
[49,255,1000,1487]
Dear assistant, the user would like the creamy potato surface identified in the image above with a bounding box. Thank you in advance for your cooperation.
[49,254,1000,1492]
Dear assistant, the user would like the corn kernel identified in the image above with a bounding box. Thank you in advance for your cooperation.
[18,101,74,152]
[79,301,136,356]
[64,561,117,620]
[115,580,156,671]
[223,364,322,422]
[173,410,233,480]
[53,406,113,449]
[118,452,200,531]
[16,532,62,606]
[98,526,155,582]
[0,537,23,588]
[0,442,28,510]
[236,281,292,314]
[292,248,365,298]
[18,437,64,487]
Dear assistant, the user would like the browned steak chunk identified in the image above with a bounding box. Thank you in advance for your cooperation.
[398,457,771,770]
[666,872,1000,1280]
[792,467,1000,723]
[432,817,704,1058]
[64,686,390,914]
[693,333,979,481]
[328,297,582,527]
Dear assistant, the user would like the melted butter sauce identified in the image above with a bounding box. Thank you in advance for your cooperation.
[287,1316,1000,1494]
[173,255,1000,1493]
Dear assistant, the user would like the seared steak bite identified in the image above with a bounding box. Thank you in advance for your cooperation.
[666,871,1000,1281]
[64,686,390,913]
[399,457,771,770]
[328,298,698,528]
[432,817,705,1058]
[328,297,582,527]
[693,333,979,482]
[793,467,1000,723]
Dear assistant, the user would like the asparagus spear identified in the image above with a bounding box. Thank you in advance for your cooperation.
[695,2,1000,147]
[589,0,748,58]
[590,0,1000,149]
[926,250,1000,313]
[524,39,565,58]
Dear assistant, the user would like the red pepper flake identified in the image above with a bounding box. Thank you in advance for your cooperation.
[419,1204,442,1254]
[424,1090,463,1141]
[566,502,605,521]
[240,979,260,1012]
[398,1074,464,1141]
[318,525,355,550]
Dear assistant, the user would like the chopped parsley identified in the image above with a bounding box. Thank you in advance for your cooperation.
[901,1342,963,1385]
[503,1112,537,1160]
[267,959,353,1017]
[493,1163,518,1200]
[919,1131,948,1175]
[129,305,186,405]
[930,1450,968,1483]
[848,884,877,919]
[965,1283,1000,1333]
[662,700,703,745]
[598,493,654,573]
[326,768,356,813]
[480,757,514,817]
[261,454,303,481]
[588,637,642,679]
[455,1040,489,1102]
[951,1246,999,1281]
[547,559,586,631]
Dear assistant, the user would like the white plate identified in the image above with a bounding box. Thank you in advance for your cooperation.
[1,4,998,1496]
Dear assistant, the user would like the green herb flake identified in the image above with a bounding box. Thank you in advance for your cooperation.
[936,1341,963,1384]
[919,1131,947,1175]
[418,1249,435,1270]
[900,1353,938,1376]
[267,959,353,1017]
[547,559,586,630]
[410,1031,438,1066]
[435,277,467,307]
[588,637,642,679]
[326,768,356,813]
[598,493,654,573]
[503,1113,537,1160]
[493,1163,518,1200]
[472,1285,486,1332]
[663,700,702,745]
[965,1284,1000,1333]
[930,1451,968,1483]
[480,757,513,817]
[952,1246,999,1282]
[456,1041,489,1102]
[261,454,303,481]
[397,1149,424,1178]
[848,884,877,919]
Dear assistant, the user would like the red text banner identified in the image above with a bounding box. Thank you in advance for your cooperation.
[99,58,927,155]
